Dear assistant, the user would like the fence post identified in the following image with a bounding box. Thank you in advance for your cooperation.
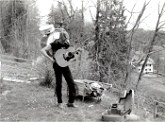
[0,61,3,88]
[0,61,1,79]
[154,101,158,118]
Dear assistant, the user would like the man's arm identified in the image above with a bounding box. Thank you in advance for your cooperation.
[41,45,54,62]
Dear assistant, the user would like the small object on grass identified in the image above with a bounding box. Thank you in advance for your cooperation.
[102,89,137,121]
[2,90,11,96]
[88,105,94,107]
[29,77,39,81]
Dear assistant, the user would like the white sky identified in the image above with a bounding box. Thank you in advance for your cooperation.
[123,0,165,30]
[36,0,165,30]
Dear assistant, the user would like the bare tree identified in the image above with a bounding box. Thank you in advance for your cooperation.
[0,0,40,59]
[94,0,101,78]
[124,1,150,89]
[136,2,165,89]
[89,0,129,85]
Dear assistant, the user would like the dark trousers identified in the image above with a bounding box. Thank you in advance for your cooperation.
[53,62,76,103]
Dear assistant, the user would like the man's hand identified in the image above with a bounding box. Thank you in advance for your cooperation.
[49,57,55,62]
[41,45,55,63]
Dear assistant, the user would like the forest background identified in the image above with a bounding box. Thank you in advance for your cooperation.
[0,0,165,94]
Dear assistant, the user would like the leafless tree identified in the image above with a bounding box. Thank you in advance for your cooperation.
[124,1,151,89]
[136,2,165,89]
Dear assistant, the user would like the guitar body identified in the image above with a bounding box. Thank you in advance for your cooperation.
[54,47,81,67]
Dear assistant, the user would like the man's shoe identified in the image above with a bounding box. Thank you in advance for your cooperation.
[57,103,64,109]
[66,103,78,108]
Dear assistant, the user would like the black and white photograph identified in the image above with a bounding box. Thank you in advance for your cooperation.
[0,0,165,121]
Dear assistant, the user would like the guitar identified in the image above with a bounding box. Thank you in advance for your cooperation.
[54,47,82,67]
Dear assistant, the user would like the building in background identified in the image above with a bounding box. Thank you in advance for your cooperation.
[130,50,156,74]
[137,57,155,74]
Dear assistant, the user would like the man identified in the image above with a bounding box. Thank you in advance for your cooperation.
[40,24,77,109]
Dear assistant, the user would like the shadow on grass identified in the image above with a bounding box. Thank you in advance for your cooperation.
[75,95,101,103]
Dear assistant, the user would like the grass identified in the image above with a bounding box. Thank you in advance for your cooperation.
[2,76,165,121]
[1,50,165,121]
[1,81,117,122]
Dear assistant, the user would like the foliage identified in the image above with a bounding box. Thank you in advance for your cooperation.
[129,29,165,52]
[0,0,40,59]
[47,0,129,86]
[130,29,154,52]
[25,0,41,59]
[128,29,165,75]
[33,56,55,88]
[39,69,55,88]
[89,0,128,85]
[47,0,93,47]
[46,0,94,81]
[0,0,26,53]
[135,3,165,88]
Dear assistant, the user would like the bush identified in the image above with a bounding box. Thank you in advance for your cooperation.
[39,69,55,88]
[33,56,55,88]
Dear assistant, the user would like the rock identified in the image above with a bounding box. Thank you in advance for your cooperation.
[2,90,11,96]
[126,114,140,121]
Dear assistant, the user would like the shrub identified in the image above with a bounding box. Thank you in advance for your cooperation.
[33,56,55,88]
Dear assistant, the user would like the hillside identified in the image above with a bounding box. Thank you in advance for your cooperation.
[1,79,154,122]
[1,81,117,121]
[1,53,165,121]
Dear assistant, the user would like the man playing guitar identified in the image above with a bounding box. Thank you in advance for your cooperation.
[40,24,78,109]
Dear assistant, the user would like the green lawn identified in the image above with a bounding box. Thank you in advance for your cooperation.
[1,81,117,122]
[2,78,163,122]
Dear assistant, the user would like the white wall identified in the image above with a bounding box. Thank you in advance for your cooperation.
[137,63,154,73]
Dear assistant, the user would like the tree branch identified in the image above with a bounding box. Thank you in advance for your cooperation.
[136,2,165,89]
